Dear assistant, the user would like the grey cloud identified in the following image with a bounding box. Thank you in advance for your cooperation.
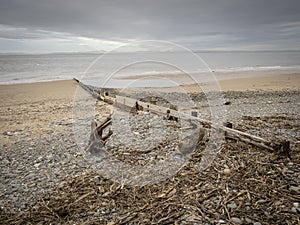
[0,0,300,51]
[0,25,74,40]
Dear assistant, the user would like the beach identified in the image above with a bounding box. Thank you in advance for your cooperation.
[1,72,300,224]
[1,0,300,223]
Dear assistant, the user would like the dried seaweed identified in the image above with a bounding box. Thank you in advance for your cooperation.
[1,115,299,225]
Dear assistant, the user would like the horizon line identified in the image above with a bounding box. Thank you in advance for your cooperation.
[1,49,300,56]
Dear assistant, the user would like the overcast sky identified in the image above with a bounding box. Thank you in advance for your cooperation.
[0,0,300,53]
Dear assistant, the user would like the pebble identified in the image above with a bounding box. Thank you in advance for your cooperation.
[1,89,300,222]
[290,186,300,192]
[231,217,242,224]
[274,201,282,206]
[223,168,231,175]
[227,202,237,209]
[290,207,297,213]
[245,218,252,223]
[2,131,13,136]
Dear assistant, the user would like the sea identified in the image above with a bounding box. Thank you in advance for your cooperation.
[0,51,300,88]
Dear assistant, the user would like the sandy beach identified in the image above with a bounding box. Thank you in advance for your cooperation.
[217,72,300,91]
[1,72,300,224]
[0,72,299,141]
[121,70,300,93]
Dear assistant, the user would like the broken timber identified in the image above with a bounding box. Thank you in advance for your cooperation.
[87,115,113,155]
[74,78,291,158]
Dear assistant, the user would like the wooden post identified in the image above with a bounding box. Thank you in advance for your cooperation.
[86,116,113,155]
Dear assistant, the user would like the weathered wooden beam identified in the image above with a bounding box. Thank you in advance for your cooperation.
[96,116,112,136]
[75,79,291,157]
[112,95,290,156]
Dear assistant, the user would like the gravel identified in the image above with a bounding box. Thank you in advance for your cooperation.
[0,90,299,224]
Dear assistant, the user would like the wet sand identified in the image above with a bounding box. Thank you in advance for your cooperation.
[1,72,299,106]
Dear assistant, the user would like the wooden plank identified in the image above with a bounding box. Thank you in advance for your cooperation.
[75,78,291,157]
[115,95,179,117]
[110,95,289,155]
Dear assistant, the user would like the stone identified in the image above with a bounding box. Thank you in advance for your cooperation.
[107,221,115,225]
[223,168,231,175]
[274,201,282,206]
[245,217,252,223]
[290,186,300,192]
[3,131,13,136]
[227,202,237,209]
[231,217,242,224]
[290,207,297,213]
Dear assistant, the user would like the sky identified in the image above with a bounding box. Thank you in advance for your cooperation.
[0,0,300,53]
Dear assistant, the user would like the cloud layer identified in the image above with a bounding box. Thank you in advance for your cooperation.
[0,0,300,53]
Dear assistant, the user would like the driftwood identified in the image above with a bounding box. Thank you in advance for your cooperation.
[86,115,112,155]
[75,78,291,158]
[178,120,206,155]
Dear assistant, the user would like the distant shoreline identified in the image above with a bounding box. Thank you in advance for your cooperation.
[0,71,299,107]
[1,68,300,88]
[1,50,300,85]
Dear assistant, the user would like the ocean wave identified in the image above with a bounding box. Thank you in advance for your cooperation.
[214,65,300,72]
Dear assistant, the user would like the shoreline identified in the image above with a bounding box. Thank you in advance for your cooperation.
[117,70,300,92]
[1,72,299,135]
[183,72,300,92]
[0,71,299,96]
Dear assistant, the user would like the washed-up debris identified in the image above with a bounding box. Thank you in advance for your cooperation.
[1,81,299,224]
[1,130,299,224]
